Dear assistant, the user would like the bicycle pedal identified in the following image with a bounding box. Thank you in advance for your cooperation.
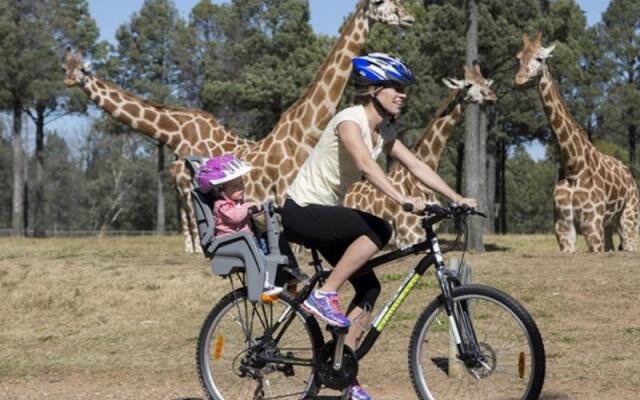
[326,324,349,335]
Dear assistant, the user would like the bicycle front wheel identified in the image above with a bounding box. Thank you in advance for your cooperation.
[197,288,323,400]
[409,285,545,400]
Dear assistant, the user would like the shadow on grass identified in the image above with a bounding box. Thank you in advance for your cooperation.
[438,239,511,253]
[484,242,511,252]
[540,392,572,400]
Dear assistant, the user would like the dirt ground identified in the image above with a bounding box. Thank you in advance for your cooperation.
[1,235,639,399]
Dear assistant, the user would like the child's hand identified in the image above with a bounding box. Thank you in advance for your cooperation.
[246,202,262,215]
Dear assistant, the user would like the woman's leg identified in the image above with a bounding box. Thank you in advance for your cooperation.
[281,200,391,328]
[319,234,378,292]
[346,306,371,350]
[344,272,381,349]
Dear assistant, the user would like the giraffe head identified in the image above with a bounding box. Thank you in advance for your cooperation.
[515,32,556,86]
[442,64,497,105]
[364,0,415,27]
[62,48,91,87]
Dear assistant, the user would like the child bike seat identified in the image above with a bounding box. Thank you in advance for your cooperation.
[184,155,288,302]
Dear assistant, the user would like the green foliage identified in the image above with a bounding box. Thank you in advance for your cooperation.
[37,132,89,231]
[595,0,640,171]
[195,0,328,138]
[505,147,556,233]
[0,0,42,104]
[593,138,630,164]
[115,0,184,104]
[0,0,100,113]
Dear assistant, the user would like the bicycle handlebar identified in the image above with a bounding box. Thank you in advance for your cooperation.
[403,202,487,219]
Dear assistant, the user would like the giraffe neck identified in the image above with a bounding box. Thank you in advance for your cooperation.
[264,3,369,149]
[414,89,465,170]
[539,67,594,178]
[81,75,250,155]
[385,90,465,195]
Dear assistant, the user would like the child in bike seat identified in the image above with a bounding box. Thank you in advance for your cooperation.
[197,154,283,297]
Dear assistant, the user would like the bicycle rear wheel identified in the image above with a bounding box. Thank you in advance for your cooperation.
[197,288,323,400]
[409,285,545,400]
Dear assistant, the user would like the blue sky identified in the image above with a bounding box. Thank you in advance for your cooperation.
[89,0,609,43]
[43,0,611,157]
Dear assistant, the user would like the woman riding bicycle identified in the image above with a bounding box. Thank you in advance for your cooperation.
[280,52,476,400]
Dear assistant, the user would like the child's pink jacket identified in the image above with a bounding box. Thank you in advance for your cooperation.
[213,195,253,237]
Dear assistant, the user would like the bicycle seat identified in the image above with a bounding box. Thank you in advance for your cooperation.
[184,155,289,303]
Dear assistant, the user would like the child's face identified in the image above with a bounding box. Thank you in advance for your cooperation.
[222,177,244,201]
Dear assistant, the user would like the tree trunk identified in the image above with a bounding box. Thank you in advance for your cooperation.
[33,104,46,237]
[11,99,24,236]
[455,142,464,231]
[463,0,484,251]
[485,138,496,234]
[156,143,166,234]
[498,139,508,234]
[479,109,492,233]
[629,111,636,178]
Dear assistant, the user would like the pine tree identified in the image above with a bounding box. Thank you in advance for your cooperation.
[195,0,328,138]
[597,0,640,176]
[0,0,99,236]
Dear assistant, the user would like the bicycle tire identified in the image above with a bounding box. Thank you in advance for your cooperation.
[408,284,545,400]
[197,288,323,400]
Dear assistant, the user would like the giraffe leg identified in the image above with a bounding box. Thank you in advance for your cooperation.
[580,217,606,252]
[619,195,640,251]
[171,161,202,254]
[181,206,195,253]
[554,181,576,252]
[182,190,203,254]
[604,224,616,251]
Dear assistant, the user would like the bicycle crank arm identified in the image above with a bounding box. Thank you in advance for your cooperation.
[332,332,347,370]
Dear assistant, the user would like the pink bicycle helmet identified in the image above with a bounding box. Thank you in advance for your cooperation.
[196,154,252,192]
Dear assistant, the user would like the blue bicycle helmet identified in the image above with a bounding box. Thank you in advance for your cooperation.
[352,53,415,87]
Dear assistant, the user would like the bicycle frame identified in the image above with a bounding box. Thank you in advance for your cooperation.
[252,212,476,366]
[355,218,468,360]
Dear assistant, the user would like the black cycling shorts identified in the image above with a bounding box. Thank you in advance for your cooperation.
[280,198,392,265]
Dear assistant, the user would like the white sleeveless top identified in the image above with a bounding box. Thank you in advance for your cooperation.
[287,105,396,206]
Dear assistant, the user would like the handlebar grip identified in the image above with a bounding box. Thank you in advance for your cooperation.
[402,203,414,213]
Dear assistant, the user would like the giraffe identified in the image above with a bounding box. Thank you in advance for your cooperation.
[343,64,497,248]
[515,32,639,252]
[62,0,415,252]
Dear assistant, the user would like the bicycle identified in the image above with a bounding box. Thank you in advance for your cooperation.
[185,157,545,400]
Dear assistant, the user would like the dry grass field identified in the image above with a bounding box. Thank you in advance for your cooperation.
[1,235,639,399]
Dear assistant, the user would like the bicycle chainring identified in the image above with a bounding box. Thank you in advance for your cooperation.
[315,341,358,390]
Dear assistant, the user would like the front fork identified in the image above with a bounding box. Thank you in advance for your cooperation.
[431,237,482,366]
